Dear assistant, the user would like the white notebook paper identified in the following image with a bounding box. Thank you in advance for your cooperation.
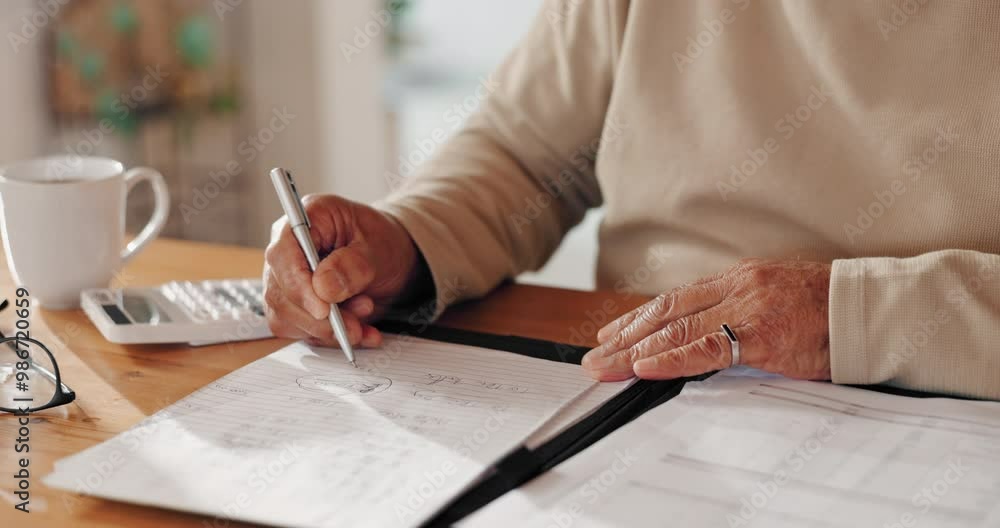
[45,335,630,528]
[463,368,1000,527]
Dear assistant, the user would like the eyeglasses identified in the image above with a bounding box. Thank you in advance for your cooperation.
[0,299,76,414]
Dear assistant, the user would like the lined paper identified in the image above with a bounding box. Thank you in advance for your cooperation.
[464,368,1000,527]
[45,336,602,528]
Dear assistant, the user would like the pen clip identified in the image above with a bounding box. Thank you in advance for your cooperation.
[284,171,311,230]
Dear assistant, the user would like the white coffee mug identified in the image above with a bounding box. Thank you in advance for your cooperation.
[0,156,169,309]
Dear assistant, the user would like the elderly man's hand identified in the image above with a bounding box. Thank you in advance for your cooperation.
[262,194,426,349]
[582,259,832,382]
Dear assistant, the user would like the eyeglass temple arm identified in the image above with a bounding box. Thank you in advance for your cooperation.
[0,299,73,395]
[1,338,73,394]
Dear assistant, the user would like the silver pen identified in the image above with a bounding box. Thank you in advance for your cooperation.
[269,167,357,367]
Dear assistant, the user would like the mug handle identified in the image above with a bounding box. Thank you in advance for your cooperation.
[121,167,170,264]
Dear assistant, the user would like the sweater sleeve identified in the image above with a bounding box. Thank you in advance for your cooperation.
[829,249,1000,400]
[374,0,629,319]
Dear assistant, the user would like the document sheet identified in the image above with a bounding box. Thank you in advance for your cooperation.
[44,336,620,528]
[464,369,1000,528]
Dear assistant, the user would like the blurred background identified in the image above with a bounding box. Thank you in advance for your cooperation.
[0,0,599,290]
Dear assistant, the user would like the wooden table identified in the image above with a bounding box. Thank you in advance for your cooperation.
[0,238,646,527]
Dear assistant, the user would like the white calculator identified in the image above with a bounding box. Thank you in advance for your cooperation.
[81,279,273,345]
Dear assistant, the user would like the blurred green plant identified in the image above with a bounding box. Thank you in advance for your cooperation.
[52,2,239,144]
[177,15,214,68]
[110,2,138,34]
[386,0,414,57]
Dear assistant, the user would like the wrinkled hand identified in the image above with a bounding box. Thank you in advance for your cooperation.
[582,259,832,382]
[263,194,427,349]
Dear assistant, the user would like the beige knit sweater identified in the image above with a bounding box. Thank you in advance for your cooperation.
[377,0,1000,400]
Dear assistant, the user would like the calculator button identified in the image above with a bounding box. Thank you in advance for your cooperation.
[190,308,211,321]
[235,285,253,300]
[177,291,196,309]
[212,288,239,307]
[160,284,178,302]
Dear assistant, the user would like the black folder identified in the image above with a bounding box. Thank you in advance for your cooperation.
[375,320,689,527]
[374,320,960,527]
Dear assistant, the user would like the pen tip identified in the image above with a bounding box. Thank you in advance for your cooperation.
[350,360,358,369]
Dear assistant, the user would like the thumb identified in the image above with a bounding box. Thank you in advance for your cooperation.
[312,240,376,304]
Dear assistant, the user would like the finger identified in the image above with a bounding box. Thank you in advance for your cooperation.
[267,313,309,340]
[342,295,375,321]
[596,273,725,343]
[306,323,382,349]
[296,309,366,348]
[583,304,728,379]
[264,273,324,340]
[312,241,376,305]
[265,268,362,343]
[587,279,727,363]
[632,328,739,380]
[360,324,383,348]
[265,226,330,320]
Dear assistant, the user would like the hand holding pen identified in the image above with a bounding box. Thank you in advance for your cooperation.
[263,169,430,357]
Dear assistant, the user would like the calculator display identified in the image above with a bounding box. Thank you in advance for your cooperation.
[100,294,171,325]
[122,294,172,324]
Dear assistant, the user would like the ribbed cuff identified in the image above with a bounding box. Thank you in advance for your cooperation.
[829,259,871,385]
